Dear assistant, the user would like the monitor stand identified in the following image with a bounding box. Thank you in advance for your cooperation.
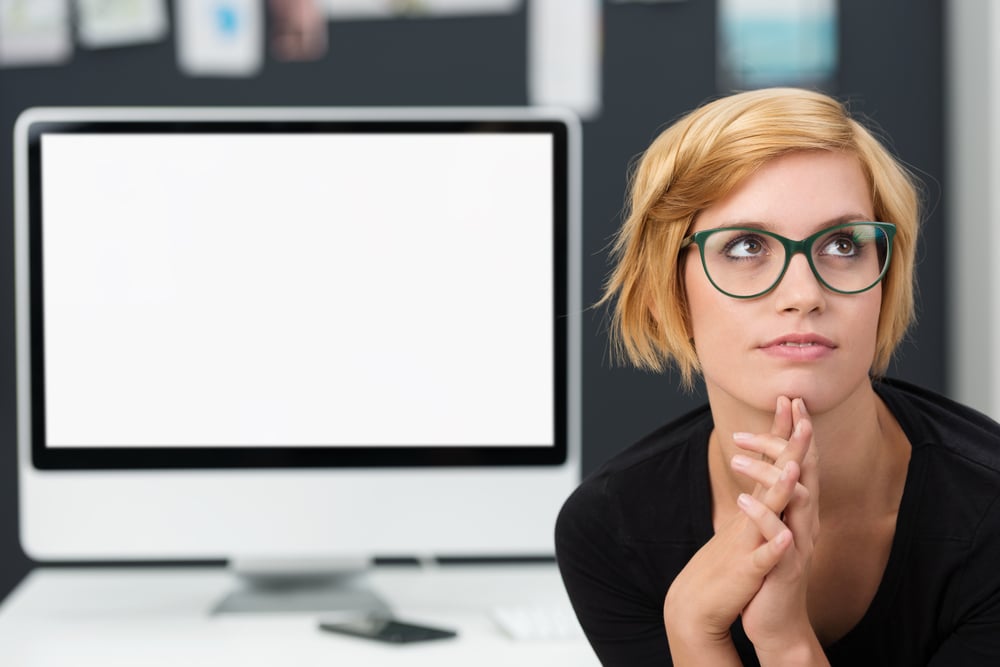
[212,556,392,617]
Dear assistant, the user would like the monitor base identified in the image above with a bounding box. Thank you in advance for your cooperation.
[212,558,392,616]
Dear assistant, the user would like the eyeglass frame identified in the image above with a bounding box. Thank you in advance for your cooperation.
[679,221,897,299]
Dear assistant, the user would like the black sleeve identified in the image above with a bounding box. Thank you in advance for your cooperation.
[927,493,1000,665]
[555,475,674,666]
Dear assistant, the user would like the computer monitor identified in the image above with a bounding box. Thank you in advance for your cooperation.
[13,107,581,604]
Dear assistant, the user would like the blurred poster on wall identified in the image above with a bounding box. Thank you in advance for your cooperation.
[718,0,838,90]
[77,0,168,49]
[322,0,519,19]
[176,0,263,76]
[269,0,327,61]
[528,0,602,119]
[0,0,72,67]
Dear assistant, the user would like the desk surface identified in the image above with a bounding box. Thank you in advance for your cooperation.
[0,564,599,666]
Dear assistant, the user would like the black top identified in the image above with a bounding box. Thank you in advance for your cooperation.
[555,378,1000,666]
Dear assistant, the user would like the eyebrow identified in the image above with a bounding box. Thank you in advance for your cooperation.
[704,213,874,234]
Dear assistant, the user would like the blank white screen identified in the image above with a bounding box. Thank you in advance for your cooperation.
[41,133,555,447]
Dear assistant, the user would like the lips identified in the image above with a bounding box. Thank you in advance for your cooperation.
[759,333,837,350]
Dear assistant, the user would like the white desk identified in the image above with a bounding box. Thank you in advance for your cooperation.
[0,564,599,666]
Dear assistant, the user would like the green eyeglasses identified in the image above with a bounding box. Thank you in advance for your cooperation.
[680,221,896,299]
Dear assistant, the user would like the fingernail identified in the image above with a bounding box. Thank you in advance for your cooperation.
[780,462,791,480]
[737,493,753,509]
[733,432,754,442]
[776,529,791,547]
[731,455,752,470]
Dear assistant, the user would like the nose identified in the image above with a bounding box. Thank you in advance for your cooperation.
[773,252,826,314]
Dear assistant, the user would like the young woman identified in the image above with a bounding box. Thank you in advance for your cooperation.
[555,88,1000,666]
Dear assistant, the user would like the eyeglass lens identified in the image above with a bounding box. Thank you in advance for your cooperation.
[699,223,889,297]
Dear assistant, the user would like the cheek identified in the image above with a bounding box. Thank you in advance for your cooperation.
[858,290,884,358]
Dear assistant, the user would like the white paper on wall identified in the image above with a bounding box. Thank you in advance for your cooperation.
[77,0,168,48]
[527,0,602,119]
[0,0,72,67]
[176,0,263,76]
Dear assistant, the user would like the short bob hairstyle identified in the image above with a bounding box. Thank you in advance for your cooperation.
[601,87,920,388]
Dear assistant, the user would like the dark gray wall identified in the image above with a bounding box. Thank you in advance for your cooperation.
[0,1,944,602]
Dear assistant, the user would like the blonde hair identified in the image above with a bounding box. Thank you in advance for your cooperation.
[600,87,920,388]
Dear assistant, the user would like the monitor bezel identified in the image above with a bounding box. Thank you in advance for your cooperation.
[23,114,571,470]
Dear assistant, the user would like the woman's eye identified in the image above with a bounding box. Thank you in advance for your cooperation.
[822,235,860,257]
[724,235,767,258]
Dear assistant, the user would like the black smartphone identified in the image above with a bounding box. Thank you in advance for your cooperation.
[318,615,458,644]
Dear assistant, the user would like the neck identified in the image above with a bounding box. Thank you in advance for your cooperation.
[706,379,908,519]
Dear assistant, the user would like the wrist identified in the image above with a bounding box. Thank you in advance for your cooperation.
[663,585,732,644]
[755,634,829,667]
[665,625,741,667]
[663,590,740,665]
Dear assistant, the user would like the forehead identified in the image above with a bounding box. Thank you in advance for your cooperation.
[690,151,874,236]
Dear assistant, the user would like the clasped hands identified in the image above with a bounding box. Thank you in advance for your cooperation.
[664,396,824,665]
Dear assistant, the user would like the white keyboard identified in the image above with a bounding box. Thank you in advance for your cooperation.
[491,603,586,641]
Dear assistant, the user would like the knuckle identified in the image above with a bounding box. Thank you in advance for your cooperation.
[791,483,811,508]
[747,501,768,521]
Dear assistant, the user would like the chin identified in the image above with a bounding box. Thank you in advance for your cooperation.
[703,359,874,416]
[755,373,871,416]
[714,372,844,416]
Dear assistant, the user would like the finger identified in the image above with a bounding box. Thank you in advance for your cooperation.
[733,432,791,468]
[749,525,793,574]
[732,457,809,509]
[770,396,793,443]
[781,481,818,549]
[733,432,788,462]
[759,460,800,515]
[792,397,807,423]
[737,492,789,542]
[786,412,819,515]
[748,398,811,471]
[793,402,820,495]
[788,402,820,544]
[731,454,783,489]
[732,453,800,516]
[773,411,812,469]
[732,428,807,470]
[733,397,792,463]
